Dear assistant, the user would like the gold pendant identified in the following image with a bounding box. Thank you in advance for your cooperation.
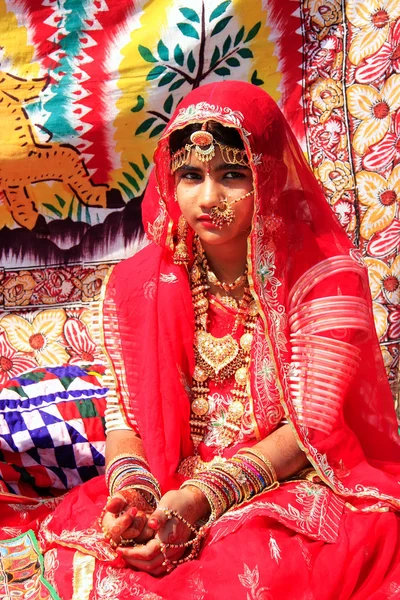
[195,330,239,375]
[191,397,209,416]
[228,400,245,419]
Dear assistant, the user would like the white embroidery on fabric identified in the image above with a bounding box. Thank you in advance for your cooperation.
[170,102,248,133]
[93,564,163,600]
[238,564,271,599]
[268,533,282,563]
[160,272,178,283]
[43,548,60,595]
[203,391,255,447]
[147,196,167,244]
[143,276,156,300]
[252,319,284,431]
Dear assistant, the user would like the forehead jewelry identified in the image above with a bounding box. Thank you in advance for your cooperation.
[190,123,215,163]
[209,190,254,229]
[170,123,249,173]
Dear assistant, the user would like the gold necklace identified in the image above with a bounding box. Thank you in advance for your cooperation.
[188,236,258,454]
[206,266,248,292]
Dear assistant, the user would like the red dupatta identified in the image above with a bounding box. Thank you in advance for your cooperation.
[102,81,400,510]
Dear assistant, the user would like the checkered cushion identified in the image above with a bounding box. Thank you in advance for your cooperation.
[0,364,108,497]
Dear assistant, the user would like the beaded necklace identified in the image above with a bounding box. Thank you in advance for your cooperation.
[188,237,258,454]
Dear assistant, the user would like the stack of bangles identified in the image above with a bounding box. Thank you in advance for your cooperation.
[105,453,161,507]
[181,447,279,521]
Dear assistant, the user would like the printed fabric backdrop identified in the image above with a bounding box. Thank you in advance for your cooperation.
[0,0,399,418]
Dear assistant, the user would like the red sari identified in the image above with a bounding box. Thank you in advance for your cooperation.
[1,81,400,600]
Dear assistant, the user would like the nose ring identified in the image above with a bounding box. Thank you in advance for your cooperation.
[209,198,235,229]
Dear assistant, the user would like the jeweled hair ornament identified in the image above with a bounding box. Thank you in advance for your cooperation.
[170,122,249,173]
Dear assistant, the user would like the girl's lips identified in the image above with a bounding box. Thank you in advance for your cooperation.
[198,214,212,221]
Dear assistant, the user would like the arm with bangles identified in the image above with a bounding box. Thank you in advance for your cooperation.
[101,429,158,547]
[116,423,308,575]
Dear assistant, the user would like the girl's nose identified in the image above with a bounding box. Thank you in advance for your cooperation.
[198,176,222,209]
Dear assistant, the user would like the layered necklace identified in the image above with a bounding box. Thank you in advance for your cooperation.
[188,236,258,454]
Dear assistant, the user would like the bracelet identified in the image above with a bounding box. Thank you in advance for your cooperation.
[157,507,208,572]
[237,447,278,482]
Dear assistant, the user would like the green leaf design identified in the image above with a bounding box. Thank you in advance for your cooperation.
[130,162,145,180]
[142,154,150,169]
[131,94,144,112]
[43,203,62,218]
[149,123,166,138]
[146,65,167,80]
[211,16,232,37]
[245,21,261,42]
[118,181,134,199]
[135,117,157,135]
[226,57,240,67]
[234,26,245,46]
[210,46,220,67]
[238,48,253,58]
[123,171,140,192]
[209,1,231,21]
[187,50,196,73]
[157,40,169,61]
[55,194,66,208]
[159,71,177,86]
[174,44,184,66]
[177,22,199,39]
[215,66,230,76]
[68,196,75,219]
[169,78,186,91]
[222,35,231,56]
[77,202,82,222]
[163,94,174,114]
[138,44,158,63]
[179,7,200,22]
[251,69,264,86]
[85,206,91,225]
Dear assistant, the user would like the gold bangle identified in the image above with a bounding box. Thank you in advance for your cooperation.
[238,447,278,482]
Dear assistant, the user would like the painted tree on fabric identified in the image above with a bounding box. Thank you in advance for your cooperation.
[132,0,263,142]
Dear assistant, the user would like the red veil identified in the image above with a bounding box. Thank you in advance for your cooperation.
[103,81,400,511]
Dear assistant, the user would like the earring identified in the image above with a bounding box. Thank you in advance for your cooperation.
[209,199,235,229]
[173,215,190,265]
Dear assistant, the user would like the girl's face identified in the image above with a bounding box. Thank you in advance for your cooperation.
[174,147,254,248]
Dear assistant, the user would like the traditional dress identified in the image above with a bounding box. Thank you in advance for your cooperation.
[1,82,400,600]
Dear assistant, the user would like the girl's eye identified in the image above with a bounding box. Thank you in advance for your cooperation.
[179,171,202,181]
[224,171,246,179]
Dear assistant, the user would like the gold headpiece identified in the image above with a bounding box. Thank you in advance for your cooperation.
[170,122,249,173]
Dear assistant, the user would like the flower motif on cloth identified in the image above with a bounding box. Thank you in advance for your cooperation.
[0,309,69,366]
[346,0,400,66]
[317,159,353,204]
[238,564,271,599]
[365,256,400,305]
[355,17,400,84]
[306,0,342,30]
[64,317,104,365]
[0,272,36,306]
[357,164,400,239]
[0,330,36,384]
[347,74,400,155]
[310,78,343,122]
[363,109,400,172]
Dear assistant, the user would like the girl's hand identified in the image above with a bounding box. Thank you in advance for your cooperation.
[117,486,210,575]
[101,488,155,546]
